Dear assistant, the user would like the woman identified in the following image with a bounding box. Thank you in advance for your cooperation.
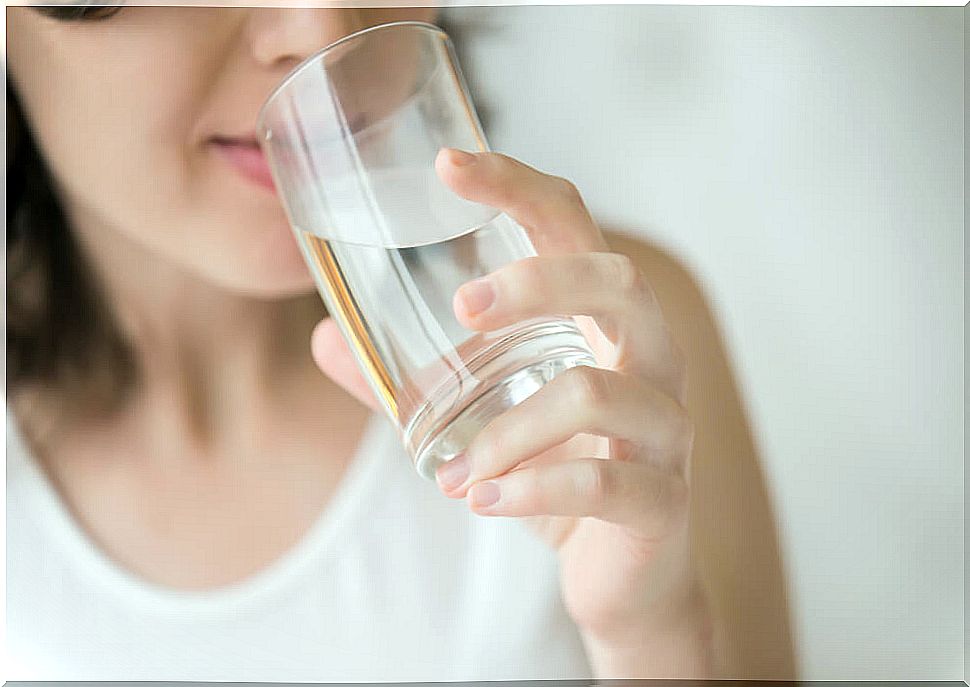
[5,5,796,682]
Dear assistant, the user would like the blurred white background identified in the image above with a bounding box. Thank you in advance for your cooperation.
[447,5,963,680]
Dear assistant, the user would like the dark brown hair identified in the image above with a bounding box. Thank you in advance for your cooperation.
[6,6,484,434]
[7,5,138,434]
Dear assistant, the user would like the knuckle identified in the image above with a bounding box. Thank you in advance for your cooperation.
[469,420,506,473]
[552,175,582,204]
[660,399,694,457]
[576,459,613,508]
[569,254,603,293]
[509,193,545,224]
[483,154,522,202]
[503,256,548,303]
[524,468,552,512]
[568,365,612,408]
[492,151,517,169]
[608,252,647,300]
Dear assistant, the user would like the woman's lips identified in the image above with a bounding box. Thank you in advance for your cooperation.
[210,137,277,192]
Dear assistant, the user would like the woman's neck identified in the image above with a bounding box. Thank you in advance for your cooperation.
[52,195,332,454]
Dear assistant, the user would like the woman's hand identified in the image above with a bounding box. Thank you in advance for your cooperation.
[311,148,715,678]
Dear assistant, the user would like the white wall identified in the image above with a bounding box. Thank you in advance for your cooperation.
[448,5,964,680]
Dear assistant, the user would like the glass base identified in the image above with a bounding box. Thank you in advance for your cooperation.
[405,320,596,482]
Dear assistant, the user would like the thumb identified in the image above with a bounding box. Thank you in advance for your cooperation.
[310,318,381,411]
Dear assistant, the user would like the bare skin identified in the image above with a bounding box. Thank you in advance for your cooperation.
[10,226,796,678]
[10,339,373,591]
[7,6,796,680]
[7,5,418,590]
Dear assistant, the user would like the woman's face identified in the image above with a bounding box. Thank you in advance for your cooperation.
[6,7,436,296]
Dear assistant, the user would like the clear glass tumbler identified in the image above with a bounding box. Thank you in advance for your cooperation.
[257,21,597,480]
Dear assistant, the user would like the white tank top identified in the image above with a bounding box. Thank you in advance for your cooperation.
[4,404,593,681]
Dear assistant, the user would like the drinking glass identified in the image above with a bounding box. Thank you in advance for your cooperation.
[256,21,597,480]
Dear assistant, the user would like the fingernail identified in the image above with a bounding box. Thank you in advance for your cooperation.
[436,453,470,492]
[470,481,501,509]
[448,148,477,166]
[457,278,494,317]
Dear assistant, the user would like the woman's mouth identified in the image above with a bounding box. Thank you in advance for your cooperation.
[209,136,277,193]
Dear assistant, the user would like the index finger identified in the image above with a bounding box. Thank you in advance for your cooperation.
[434,148,609,255]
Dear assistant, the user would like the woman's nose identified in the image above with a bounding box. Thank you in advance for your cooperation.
[246,8,365,70]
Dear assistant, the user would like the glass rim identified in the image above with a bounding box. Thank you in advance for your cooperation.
[255,20,448,135]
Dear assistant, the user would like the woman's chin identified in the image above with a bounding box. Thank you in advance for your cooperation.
[235,218,316,294]
[182,207,318,296]
[201,257,317,298]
